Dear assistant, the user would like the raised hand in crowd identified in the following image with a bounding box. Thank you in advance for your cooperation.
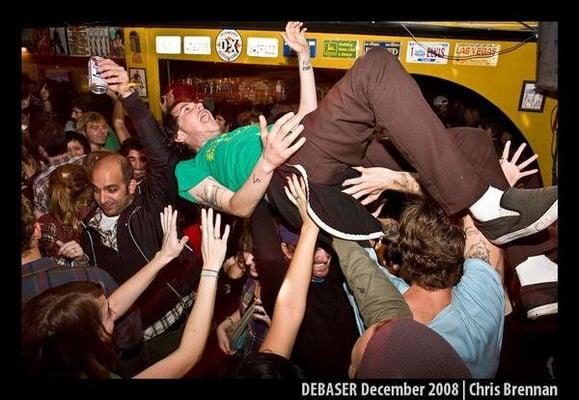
[499,141,539,187]
[282,21,310,58]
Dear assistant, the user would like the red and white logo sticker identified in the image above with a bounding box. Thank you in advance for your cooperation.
[216,29,242,62]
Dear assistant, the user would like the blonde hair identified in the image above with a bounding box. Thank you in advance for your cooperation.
[76,112,107,134]
[48,164,93,231]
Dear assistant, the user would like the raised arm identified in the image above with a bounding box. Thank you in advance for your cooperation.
[108,205,188,318]
[107,88,131,144]
[99,58,179,202]
[282,21,317,117]
[187,112,306,217]
[259,174,318,358]
[134,208,230,378]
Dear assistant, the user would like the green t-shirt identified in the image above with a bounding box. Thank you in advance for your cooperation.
[175,124,264,203]
[104,128,121,152]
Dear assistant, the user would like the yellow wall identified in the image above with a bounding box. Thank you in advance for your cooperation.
[127,26,555,184]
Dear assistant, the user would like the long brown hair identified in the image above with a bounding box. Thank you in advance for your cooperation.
[48,164,93,231]
[22,281,116,378]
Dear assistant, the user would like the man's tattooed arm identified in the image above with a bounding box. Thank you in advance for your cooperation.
[464,239,491,264]
[191,177,229,212]
[189,171,270,218]
[464,226,491,263]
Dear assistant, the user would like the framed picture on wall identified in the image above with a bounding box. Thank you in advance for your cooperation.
[518,81,545,112]
[128,67,147,97]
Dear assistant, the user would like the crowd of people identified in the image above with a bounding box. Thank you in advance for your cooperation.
[21,21,558,379]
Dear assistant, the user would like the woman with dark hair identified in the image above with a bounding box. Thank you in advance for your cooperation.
[22,206,229,378]
[231,174,318,378]
[216,221,271,359]
[65,131,91,157]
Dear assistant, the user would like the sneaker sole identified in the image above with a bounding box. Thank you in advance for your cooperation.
[491,200,558,245]
[527,302,558,319]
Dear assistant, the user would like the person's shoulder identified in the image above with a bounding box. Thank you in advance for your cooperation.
[458,259,503,296]
[21,257,58,275]
[463,258,501,281]
[175,156,201,172]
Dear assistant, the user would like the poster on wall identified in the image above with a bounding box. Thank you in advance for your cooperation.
[32,28,52,55]
[49,27,68,55]
[66,27,91,56]
[129,68,147,97]
[518,81,545,112]
[88,27,110,57]
[109,27,125,58]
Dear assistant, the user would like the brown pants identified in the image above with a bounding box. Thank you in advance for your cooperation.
[289,47,487,216]
[285,47,555,263]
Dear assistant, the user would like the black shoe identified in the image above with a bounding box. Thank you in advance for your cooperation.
[476,186,558,245]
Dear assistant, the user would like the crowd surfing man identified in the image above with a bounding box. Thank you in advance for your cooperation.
[164,23,557,247]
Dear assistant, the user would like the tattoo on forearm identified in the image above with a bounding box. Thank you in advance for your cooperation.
[252,174,261,184]
[302,60,312,71]
[198,183,224,211]
[465,239,491,263]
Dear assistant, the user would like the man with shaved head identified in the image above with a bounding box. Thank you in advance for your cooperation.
[77,83,199,376]
[91,153,136,217]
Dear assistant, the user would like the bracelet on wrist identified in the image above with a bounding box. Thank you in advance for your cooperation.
[201,268,219,278]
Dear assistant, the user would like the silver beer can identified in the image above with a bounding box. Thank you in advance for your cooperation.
[88,57,108,94]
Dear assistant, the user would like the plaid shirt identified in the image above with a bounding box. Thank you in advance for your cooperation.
[33,154,85,215]
[21,257,144,349]
[143,290,195,340]
[21,257,118,304]
[87,208,119,251]
[235,278,269,358]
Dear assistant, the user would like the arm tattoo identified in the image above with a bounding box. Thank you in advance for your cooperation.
[252,174,261,184]
[302,60,312,71]
[197,182,225,211]
[465,239,491,264]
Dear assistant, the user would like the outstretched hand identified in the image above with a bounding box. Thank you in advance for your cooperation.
[201,208,231,272]
[281,21,309,57]
[158,205,189,262]
[284,173,314,228]
[259,112,306,173]
[499,141,539,187]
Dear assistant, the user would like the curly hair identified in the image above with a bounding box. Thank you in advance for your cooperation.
[21,281,116,378]
[398,197,465,290]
